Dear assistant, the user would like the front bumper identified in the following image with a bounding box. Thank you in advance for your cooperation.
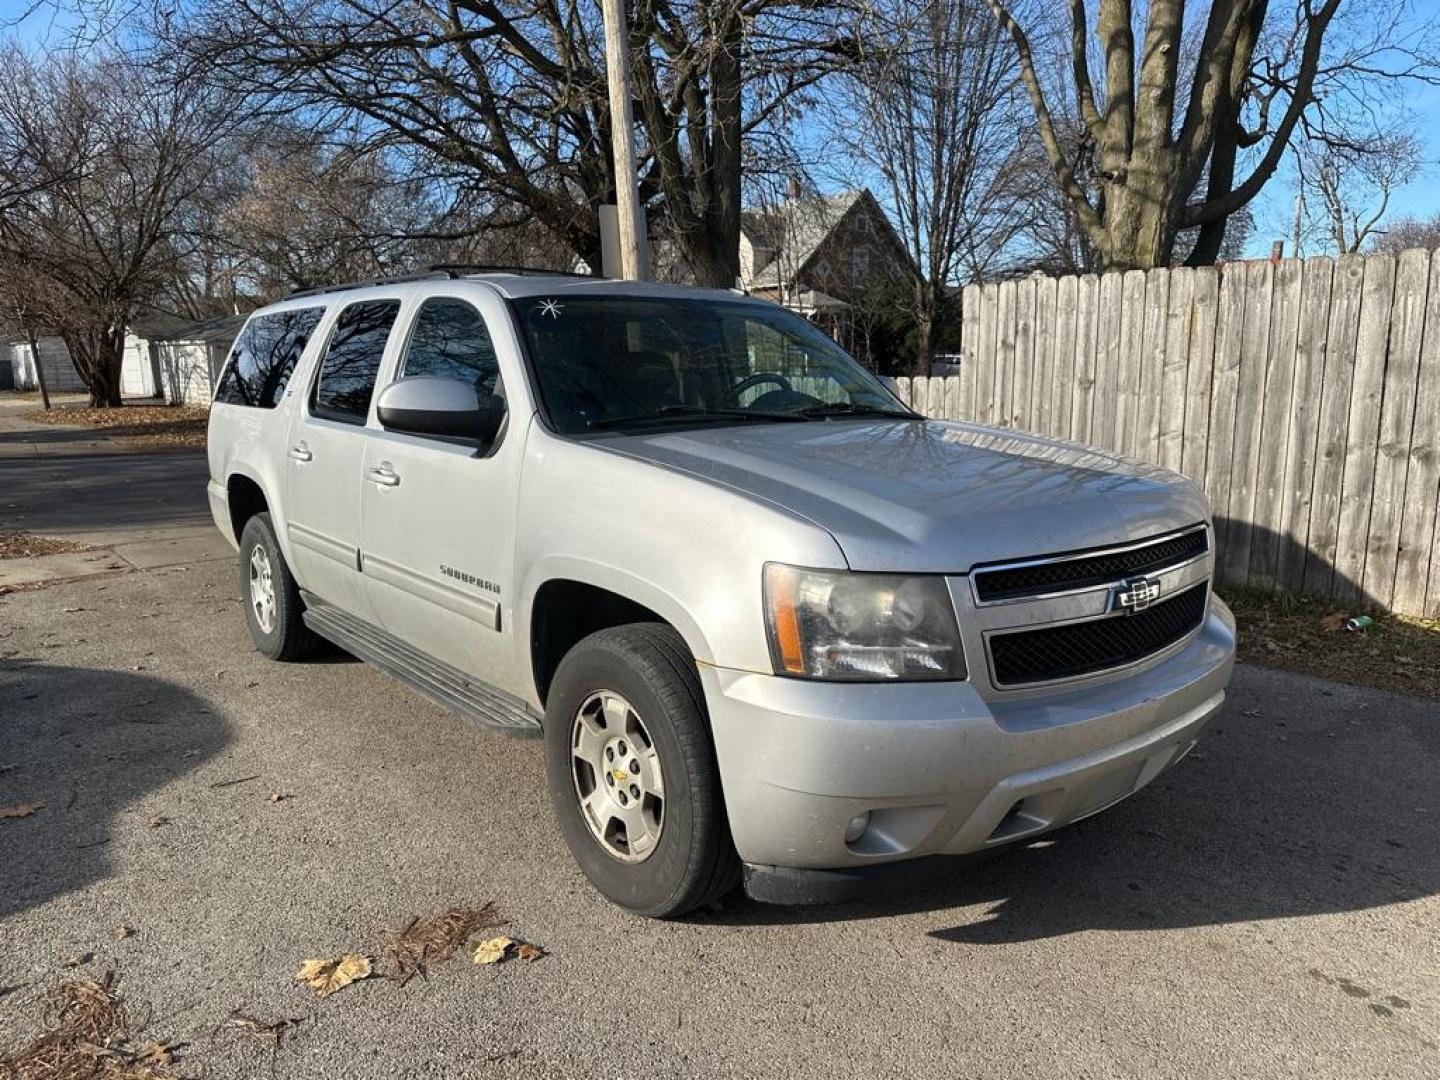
[701,596,1234,889]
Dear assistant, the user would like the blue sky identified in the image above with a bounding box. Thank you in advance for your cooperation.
[4,0,1438,261]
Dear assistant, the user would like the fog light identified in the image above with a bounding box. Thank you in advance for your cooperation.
[843,812,871,844]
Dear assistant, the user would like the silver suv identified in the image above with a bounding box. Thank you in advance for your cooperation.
[206,268,1235,917]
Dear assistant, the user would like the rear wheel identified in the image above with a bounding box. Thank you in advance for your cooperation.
[238,512,321,661]
[544,624,740,917]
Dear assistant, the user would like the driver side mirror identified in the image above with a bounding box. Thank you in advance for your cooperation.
[376,376,506,447]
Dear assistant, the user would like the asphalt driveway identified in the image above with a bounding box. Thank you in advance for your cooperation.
[1,435,1436,1078]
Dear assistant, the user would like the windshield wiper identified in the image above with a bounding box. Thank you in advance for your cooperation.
[797,402,922,420]
[587,405,812,430]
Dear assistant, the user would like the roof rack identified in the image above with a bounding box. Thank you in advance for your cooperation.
[428,263,601,279]
[285,263,601,299]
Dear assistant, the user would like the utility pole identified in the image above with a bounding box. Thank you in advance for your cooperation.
[601,0,648,280]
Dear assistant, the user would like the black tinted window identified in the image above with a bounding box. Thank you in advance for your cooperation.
[213,307,323,408]
[311,300,400,423]
[402,298,500,396]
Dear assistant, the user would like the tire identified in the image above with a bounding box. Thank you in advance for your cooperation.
[238,512,322,662]
[544,623,740,917]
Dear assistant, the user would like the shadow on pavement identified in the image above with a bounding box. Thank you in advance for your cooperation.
[713,671,1439,939]
[0,662,230,918]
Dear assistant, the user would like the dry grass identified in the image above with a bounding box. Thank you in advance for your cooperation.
[385,903,504,986]
[0,974,179,1080]
[23,404,207,451]
[1224,587,1440,699]
[0,532,93,560]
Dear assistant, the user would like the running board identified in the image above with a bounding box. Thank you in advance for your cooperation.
[301,595,541,737]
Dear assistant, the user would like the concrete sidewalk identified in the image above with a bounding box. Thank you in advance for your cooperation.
[0,393,139,459]
[0,395,227,587]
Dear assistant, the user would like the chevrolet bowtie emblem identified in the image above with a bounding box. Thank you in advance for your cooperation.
[1113,576,1161,613]
[612,769,628,784]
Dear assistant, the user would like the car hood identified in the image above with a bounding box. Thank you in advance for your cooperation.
[600,419,1210,573]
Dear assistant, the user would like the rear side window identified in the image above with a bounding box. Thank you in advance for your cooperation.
[213,307,324,408]
[310,299,401,424]
[402,298,500,396]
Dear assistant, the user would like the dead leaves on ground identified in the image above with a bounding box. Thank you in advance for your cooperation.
[386,904,502,987]
[227,1010,308,1051]
[294,955,373,999]
[0,972,182,1080]
[296,902,545,1002]
[1,802,44,820]
[0,532,93,561]
[472,937,545,965]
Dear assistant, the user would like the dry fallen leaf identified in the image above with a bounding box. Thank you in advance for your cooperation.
[137,1040,175,1066]
[471,937,514,966]
[295,955,372,998]
[113,925,134,940]
[62,952,94,969]
[1,802,44,819]
[270,793,292,803]
[1318,611,1347,632]
[513,943,544,962]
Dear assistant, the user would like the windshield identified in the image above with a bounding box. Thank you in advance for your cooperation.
[513,295,916,434]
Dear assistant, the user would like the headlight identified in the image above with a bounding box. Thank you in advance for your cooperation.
[763,564,966,681]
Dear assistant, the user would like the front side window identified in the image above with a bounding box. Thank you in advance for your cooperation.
[311,299,401,424]
[213,307,324,408]
[402,297,500,397]
[514,295,914,435]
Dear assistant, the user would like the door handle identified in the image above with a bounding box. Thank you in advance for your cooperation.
[288,442,312,462]
[367,463,401,487]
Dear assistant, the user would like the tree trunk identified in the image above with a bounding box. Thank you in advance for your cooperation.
[24,325,51,410]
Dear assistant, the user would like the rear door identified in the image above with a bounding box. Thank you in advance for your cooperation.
[359,294,524,693]
[285,297,403,619]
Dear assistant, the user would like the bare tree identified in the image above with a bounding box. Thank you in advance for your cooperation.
[985,0,1438,270]
[1292,131,1420,254]
[834,0,1028,372]
[173,0,858,288]
[0,45,240,405]
[1369,211,1440,254]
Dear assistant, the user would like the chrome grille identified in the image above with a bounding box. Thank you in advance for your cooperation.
[972,526,1208,604]
[988,582,1209,687]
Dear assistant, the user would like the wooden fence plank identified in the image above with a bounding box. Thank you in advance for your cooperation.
[1115,269,1149,456]
[1361,248,1430,608]
[1071,274,1100,443]
[1276,256,1334,593]
[1180,266,1218,485]
[927,372,948,418]
[1052,275,1078,440]
[1218,260,1274,587]
[1091,273,1124,450]
[1156,267,1193,472]
[1138,267,1172,466]
[910,375,930,415]
[995,279,1017,427]
[1248,257,1304,590]
[1032,277,1057,435]
[1204,265,1249,537]
[894,376,911,408]
[976,283,999,425]
[1303,254,1365,598]
[1333,253,1397,607]
[1011,278,1036,430]
[959,284,981,419]
[1395,252,1440,616]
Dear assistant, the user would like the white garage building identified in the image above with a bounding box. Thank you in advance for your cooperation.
[5,314,243,405]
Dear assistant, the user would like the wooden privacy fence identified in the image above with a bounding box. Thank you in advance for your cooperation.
[890,249,1440,619]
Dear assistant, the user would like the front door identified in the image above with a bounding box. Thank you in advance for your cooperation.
[285,298,402,620]
[360,295,524,695]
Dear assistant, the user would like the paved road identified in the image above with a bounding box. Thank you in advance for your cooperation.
[1,440,1437,1078]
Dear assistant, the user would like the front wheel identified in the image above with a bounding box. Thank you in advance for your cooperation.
[238,512,321,661]
[544,624,740,917]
